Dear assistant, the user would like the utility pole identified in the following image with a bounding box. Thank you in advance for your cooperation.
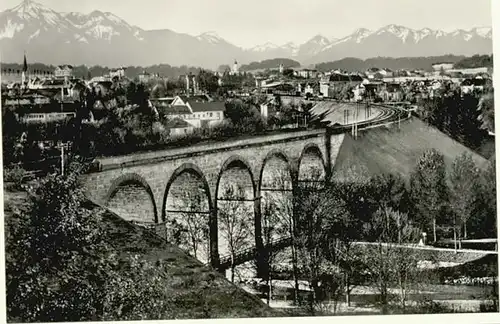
[58,142,69,176]
[398,110,401,130]
[61,85,64,112]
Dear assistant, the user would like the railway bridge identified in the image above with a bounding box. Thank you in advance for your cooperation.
[82,103,407,272]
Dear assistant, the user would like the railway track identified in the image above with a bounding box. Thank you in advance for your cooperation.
[323,101,411,134]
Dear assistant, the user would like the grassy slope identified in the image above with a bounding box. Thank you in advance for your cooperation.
[4,190,275,319]
[333,118,489,179]
[98,205,276,319]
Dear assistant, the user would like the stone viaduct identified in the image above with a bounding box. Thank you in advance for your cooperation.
[82,128,347,269]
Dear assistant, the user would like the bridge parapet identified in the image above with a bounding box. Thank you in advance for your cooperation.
[91,128,326,172]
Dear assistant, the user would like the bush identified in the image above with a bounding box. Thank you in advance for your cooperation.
[3,165,28,190]
[5,164,177,321]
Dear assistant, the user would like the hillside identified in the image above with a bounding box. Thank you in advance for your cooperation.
[0,62,206,80]
[240,58,301,72]
[3,189,275,319]
[315,55,467,72]
[454,54,494,69]
[333,117,489,180]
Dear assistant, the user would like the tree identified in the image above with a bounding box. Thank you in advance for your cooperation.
[150,83,167,99]
[449,153,480,245]
[218,184,253,283]
[470,157,497,238]
[266,170,301,305]
[5,163,111,321]
[283,68,294,78]
[260,192,287,306]
[173,187,210,262]
[369,173,412,215]
[410,149,448,242]
[197,70,219,94]
[5,162,176,321]
[477,89,495,134]
[295,186,331,314]
[2,107,23,165]
[362,207,422,313]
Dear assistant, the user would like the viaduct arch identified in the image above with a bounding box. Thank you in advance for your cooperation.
[83,129,346,270]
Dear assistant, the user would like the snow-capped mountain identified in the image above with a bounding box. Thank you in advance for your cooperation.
[250,42,280,52]
[295,35,331,59]
[0,0,493,68]
[309,25,492,64]
[196,31,228,45]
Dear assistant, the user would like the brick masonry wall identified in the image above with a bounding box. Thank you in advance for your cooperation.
[106,181,157,223]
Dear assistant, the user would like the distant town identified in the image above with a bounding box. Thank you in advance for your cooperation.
[1,54,493,134]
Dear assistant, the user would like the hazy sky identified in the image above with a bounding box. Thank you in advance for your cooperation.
[2,0,493,48]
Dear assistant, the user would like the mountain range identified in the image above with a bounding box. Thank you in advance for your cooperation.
[0,0,493,69]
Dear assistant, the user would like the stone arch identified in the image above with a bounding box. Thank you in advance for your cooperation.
[161,163,213,222]
[258,149,296,191]
[215,155,257,201]
[259,150,295,245]
[298,143,327,183]
[105,173,158,224]
[162,163,213,263]
[215,155,258,259]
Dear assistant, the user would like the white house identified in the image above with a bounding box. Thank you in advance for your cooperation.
[229,60,240,75]
[432,63,454,71]
[154,95,225,128]
[109,67,126,79]
[352,84,365,101]
[54,65,73,79]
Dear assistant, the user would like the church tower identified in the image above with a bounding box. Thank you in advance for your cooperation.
[232,60,239,75]
[279,63,284,74]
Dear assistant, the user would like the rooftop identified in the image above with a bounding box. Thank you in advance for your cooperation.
[159,105,192,115]
[165,118,194,129]
[190,101,225,112]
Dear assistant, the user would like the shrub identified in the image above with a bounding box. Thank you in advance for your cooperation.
[3,165,28,190]
[5,164,176,321]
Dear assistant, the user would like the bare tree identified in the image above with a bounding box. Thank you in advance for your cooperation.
[362,207,422,313]
[261,193,287,305]
[265,169,300,305]
[449,152,479,244]
[178,188,210,262]
[218,184,253,283]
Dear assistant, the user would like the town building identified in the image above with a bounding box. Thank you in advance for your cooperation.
[378,83,403,102]
[352,84,366,101]
[182,74,199,95]
[138,71,151,83]
[432,62,455,71]
[165,118,195,137]
[109,67,126,80]
[54,65,73,80]
[447,67,490,76]
[229,60,240,75]
[294,69,320,79]
[461,77,488,94]
[320,73,363,97]
[152,95,225,128]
